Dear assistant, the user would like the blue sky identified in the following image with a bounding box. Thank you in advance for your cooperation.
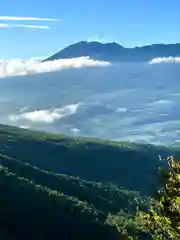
[1,0,180,59]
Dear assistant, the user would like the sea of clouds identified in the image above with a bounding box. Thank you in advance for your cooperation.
[0,57,110,78]
[0,56,180,145]
[0,56,180,79]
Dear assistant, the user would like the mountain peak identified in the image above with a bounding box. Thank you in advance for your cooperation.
[43,41,180,62]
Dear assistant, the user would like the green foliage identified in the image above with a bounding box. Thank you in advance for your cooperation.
[0,164,121,240]
[0,124,178,196]
[1,124,180,239]
[133,157,180,239]
[0,124,151,239]
[0,152,146,215]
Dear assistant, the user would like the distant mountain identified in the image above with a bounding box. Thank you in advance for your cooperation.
[43,41,180,62]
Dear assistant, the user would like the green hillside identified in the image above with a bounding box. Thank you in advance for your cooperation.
[0,124,179,239]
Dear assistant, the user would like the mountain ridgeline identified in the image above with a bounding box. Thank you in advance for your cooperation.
[1,124,180,239]
[43,41,180,62]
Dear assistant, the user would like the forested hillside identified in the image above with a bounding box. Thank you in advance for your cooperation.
[0,124,179,239]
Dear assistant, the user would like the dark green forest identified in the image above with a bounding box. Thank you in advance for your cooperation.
[0,124,179,239]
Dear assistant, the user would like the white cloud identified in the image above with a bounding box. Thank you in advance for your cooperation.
[0,23,50,29]
[0,15,59,30]
[10,110,60,123]
[0,16,58,21]
[147,100,172,106]
[149,57,180,64]
[0,57,110,78]
[0,23,8,28]
[9,103,81,124]
[71,128,80,133]
[12,24,50,29]
[116,107,128,113]
[29,56,47,61]
[19,125,29,129]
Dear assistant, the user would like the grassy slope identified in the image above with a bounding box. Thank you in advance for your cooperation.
[0,124,180,239]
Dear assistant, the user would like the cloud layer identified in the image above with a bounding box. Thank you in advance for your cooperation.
[0,57,110,78]
[1,62,180,146]
[149,57,180,64]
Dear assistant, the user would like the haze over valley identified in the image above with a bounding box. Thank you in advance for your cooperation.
[0,51,180,146]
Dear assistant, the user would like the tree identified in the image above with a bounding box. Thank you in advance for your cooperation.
[135,156,180,239]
